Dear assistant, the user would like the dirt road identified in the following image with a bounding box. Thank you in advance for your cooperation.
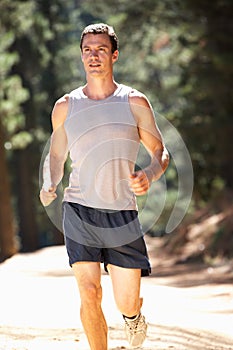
[0,240,232,350]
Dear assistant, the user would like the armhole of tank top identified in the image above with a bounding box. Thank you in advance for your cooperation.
[66,88,83,121]
[125,87,138,126]
[66,94,73,121]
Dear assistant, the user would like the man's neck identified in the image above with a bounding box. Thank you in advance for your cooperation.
[83,77,118,100]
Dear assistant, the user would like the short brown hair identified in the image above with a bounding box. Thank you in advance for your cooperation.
[80,23,119,53]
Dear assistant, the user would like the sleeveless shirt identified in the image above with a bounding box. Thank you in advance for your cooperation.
[63,84,140,210]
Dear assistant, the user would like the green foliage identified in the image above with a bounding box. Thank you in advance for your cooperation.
[0,0,232,251]
[0,29,29,136]
[83,0,233,199]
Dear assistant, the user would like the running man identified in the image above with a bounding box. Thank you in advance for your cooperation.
[40,23,169,350]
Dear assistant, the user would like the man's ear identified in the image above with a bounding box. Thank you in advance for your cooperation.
[112,50,119,63]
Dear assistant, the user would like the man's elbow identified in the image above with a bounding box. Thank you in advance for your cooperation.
[162,148,170,172]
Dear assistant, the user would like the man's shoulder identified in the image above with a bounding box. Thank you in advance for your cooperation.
[51,94,70,127]
[54,85,83,109]
[128,88,151,108]
[118,84,146,101]
[121,84,147,100]
[56,93,70,104]
[53,94,69,112]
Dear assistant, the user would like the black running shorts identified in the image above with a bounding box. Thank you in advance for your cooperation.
[62,201,151,276]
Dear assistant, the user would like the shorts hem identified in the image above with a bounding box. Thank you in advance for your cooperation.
[104,261,151,277]
[69,259,151,277]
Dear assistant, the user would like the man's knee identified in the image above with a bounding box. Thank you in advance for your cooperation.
[80,283,102,306]
[116,296,141,317]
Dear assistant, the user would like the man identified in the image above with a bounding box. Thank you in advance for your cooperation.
[40,23,169,350]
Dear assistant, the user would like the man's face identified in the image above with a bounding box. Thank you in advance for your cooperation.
[81,33,118,77]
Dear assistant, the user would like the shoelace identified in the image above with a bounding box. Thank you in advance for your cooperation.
[125,315,141,332]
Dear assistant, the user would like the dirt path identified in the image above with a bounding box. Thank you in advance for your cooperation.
[0,239,232,350]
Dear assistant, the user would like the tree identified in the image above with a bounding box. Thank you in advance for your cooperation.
[0,0,84,252]
[177,0,233,199]
[0,7,29,259]
[0,121,17,261]
[0,0,53,251]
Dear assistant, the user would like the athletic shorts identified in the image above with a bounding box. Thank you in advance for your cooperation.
[62,201,151,277]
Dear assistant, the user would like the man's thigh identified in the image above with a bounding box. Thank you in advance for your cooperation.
[108,264,141,308]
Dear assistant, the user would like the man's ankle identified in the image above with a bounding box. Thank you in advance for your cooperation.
[123,313,140,321]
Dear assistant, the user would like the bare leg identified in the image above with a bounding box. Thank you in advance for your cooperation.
[108,264,142,317]
[108,265,147,348]
[72,262,108,350]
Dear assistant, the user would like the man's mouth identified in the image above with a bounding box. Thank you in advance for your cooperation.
[89,63,101,67]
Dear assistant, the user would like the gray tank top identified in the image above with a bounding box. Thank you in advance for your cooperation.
[63,83,140,210]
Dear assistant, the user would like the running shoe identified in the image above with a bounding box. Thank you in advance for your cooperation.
[124,313,147,348]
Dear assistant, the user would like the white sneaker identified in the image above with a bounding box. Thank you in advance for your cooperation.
[124,313,147,348]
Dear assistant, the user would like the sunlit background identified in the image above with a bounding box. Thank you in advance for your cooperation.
[0,0,232,264]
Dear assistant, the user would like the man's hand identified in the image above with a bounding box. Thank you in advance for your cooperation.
[129,170,152,196]
[39,186,57,207]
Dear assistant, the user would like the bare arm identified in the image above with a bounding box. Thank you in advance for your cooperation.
[129,91,169,196]
[40,94,69,206]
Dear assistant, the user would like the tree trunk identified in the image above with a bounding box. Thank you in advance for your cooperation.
[0,121,18,262]
[15,148,39,252]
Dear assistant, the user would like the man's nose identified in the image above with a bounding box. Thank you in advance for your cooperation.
[90,50,98,57]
